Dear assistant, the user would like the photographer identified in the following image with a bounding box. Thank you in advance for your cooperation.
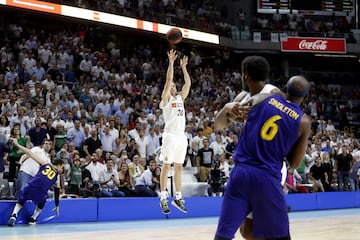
[208,152,227,196]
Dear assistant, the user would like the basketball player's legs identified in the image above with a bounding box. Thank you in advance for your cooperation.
[159,132,188,213]
[171,133,188,213]
[215,165,250,239]
[8,186,32,226]
[240,161,288,240]
[27,199,47,224]
[251,173,290,239]
[159,133,173,214]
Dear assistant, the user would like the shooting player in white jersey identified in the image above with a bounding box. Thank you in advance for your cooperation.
[159,49,191,214]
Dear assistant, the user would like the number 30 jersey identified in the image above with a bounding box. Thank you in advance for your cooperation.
[28,163,59,194]
[161,95,186,133]
[234,94,304,177]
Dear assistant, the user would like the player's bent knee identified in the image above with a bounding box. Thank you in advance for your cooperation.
[240,218,254,240]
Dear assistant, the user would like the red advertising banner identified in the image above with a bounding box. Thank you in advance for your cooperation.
[281,37,346,53]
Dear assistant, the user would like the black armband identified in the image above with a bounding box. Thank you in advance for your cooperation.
[54,187,60,207]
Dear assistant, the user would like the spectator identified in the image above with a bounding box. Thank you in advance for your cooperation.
[135,129,148,160]
[99,124,115,154]
[125,138,139,160]
[0,139,11,196]
[96,159,125,198]
[7,124,28,183]
[67,154,82,195]
[83,127,102,159]
[66,120,85,153]
[335,145,353,191]
[28,117,48,146]
[85,153,105,183]
[308,157,326,192]
[117,162,137,197]
[134,159,157,197]
[128,154,144,182]
[150,166,161,197]
[196,138,214,182]
[286,168,308,193]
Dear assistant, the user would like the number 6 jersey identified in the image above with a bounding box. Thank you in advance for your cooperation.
[233,94,304,178]
[161,95,186,133]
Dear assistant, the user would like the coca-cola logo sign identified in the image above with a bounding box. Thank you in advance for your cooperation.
[299,40,327,50]
[281,37,346,53]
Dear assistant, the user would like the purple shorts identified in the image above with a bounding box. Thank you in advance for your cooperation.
[215,164,289,239]
[18,186,47,205]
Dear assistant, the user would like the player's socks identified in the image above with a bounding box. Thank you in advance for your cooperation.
[160,191,167,201]
[175,192,182,200]
[31,208,41,219]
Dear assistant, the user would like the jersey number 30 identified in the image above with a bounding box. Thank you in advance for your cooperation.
[41,165,56,180]
[260,115,282,141]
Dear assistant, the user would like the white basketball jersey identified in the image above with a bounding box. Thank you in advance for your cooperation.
[161,95,185,133]
[238,84,279,105]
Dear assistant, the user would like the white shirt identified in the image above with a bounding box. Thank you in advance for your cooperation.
[20,147,50,177]
[161,95,185,133]
[86,161,105,182]
[135,136,148,159]
[99,129,115,152]
[146,134,160,157]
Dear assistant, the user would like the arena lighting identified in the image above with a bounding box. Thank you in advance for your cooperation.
[0,0,219,45]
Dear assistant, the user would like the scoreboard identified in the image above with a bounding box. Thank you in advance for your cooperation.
[258,0,353,15]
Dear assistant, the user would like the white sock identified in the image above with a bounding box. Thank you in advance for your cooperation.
[31,208,42,220]
[175,192,182,200]
[12,203,22,217]
[160,191,167,201]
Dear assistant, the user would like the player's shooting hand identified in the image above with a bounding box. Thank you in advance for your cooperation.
[180,55,188,67]
[53,206,60,216]
[167,49,177,63]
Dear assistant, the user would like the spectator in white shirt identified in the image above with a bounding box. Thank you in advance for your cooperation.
[145,127,159,161]
[86,153,105,182]
[99,125,115,154]
[135,129,148,160]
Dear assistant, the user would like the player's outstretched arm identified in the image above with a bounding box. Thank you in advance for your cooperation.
[9,137,47,165]
[160,49,177,107]
[286,114,312,169]
[179,55,191,101]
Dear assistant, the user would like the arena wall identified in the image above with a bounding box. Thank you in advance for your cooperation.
[1,192,360,225]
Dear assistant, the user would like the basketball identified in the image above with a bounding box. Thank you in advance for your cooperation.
[166,28,183,44]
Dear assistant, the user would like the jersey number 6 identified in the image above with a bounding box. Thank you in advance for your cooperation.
[260,115,282,141]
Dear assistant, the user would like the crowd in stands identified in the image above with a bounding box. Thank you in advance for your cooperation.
[27,0,360,43]
[44,0,232,36]
[0,6,360,199]
[252,11,356,42]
